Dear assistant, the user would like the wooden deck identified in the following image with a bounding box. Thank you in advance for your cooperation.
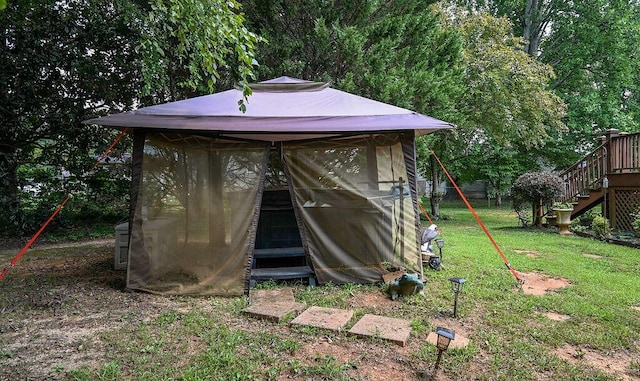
[559,129,640,230]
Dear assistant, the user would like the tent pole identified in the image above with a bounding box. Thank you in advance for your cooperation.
[399,177,405,262]
[208,150,225,246]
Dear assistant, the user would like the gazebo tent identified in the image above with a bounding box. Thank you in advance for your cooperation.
[84,77,453,296]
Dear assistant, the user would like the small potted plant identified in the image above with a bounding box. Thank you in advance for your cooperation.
[553,202,574,235]
[631,210,640,237]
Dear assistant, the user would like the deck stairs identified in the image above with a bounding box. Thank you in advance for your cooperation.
[555,129,640,230]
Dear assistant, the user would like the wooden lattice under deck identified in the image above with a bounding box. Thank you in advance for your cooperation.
[613,189,640,231]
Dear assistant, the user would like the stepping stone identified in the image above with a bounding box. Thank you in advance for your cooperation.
[348,314,412,347]
[243,288,306,322]
[426,330,470,350]
[290,306,354,331]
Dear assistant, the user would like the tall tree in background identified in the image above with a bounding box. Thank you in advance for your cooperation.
[420,8,565,209]
[541,0,640,166]
[242,0,465,217]
[242,0,463,119]
[0,0,261,234]
[0,0,145,233]
[449,0,640,168]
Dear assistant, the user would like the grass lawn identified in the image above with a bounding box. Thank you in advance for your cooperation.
[1,202,638,380]
[426,202,640,379]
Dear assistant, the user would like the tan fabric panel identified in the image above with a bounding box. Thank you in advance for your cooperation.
[283,135,421,285]
[127,133,267,295]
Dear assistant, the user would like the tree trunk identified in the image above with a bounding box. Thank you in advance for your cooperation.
[429,155,440,219]
[496,193,502,208]
[0,147,20,232]
[523,0,543,56]
[533,198,543,227]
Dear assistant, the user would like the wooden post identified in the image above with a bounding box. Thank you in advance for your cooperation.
[601,129,619,176]
[600,129,618,222]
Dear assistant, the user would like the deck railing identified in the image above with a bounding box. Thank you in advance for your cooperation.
[559,130,640,202]
[610,132,640,173]
[559,144,607,201]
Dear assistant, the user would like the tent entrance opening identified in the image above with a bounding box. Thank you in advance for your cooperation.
[250,151,315,286]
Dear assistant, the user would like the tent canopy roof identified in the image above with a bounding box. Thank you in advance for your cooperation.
[84,77,453,141]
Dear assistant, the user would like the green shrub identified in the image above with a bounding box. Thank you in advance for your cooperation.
[511,172,565,226]
[591,215,611,240]
[631,210,640,236]
[575,209,600,227]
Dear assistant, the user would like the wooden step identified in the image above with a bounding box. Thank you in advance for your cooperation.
[250,266,316,287]
[253,247,305,258]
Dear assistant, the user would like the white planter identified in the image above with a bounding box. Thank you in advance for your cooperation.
[554,208,573,235]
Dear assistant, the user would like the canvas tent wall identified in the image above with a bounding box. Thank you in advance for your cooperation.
[84,77,453,295]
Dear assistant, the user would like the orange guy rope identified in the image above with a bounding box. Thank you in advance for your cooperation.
[1,127,130,281]
[418,200,434,225]
[430,150,524,284]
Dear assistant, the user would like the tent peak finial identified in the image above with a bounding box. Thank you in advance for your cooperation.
[246,77,330,92]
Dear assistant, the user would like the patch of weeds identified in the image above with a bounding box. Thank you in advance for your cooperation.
[0,349,13,358]
[411,343,436,363]
[447,343,479,376]
[280,310,298,324]
[182,310,216,333]
[96,360,121,380]
[69,360,121,381]
[296,282,371,309]
[628,360,640,378]
[296,282,340,307]
[156,309,179,326]
[254,279,278,289]
[139,338,165,355]
[226,295,249,314]
[340,282,362,297]
[291,355,356,381]
[67,366,92,380]
[411,342,479,378]
[275,337,299,354]
[485,340,613,380]
[347,309,365,329]
[410,318,430,337]
[180,326,285,380]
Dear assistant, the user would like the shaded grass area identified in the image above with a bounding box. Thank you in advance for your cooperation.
[1,203,638,380]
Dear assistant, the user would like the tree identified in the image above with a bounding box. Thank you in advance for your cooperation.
[0,0,261,234]
[448,0,640,168]
[456,140,532,207]
[511,171,565,227]
[242,0,465,217]
[540,0,640,166]
[242,0,464,119]
[0,0,145,233]
[452,11,566,149]
[139,0,262,106]
[431,8,566,208]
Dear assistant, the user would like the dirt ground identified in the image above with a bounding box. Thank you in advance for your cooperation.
[0,241,636,380]
[0,241,437,381]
